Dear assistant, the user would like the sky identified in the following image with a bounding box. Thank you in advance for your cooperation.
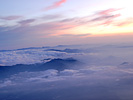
[0,0,133,49]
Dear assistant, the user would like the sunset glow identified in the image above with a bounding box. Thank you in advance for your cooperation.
[0,0,133,49]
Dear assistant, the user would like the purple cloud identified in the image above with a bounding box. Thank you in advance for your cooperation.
[18,19,36,26]
[0,16,23,20]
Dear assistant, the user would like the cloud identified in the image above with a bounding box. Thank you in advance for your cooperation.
[89,8,122,26]
[91,14,121,22]
[42,14,63,20]
[0,16,23,20]
[56,8,122,27]
[0,8,131,49]
[115,18,133,27]
[18,19,36,26]
[89,8,133,27]
[0,16,81,49]
[60,33,92,38]
[0,47,70,66]
[98,8,121,16]
[45,0,67,10]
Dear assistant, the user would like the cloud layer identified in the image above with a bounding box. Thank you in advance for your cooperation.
[0,44,133,100]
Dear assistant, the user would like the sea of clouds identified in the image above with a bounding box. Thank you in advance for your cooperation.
[0,44,133,100]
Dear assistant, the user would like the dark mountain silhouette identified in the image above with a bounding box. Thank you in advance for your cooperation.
[120,62,129,65]
[0,58,82,79]
[118,62,133,69]
[45,48,82,53]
